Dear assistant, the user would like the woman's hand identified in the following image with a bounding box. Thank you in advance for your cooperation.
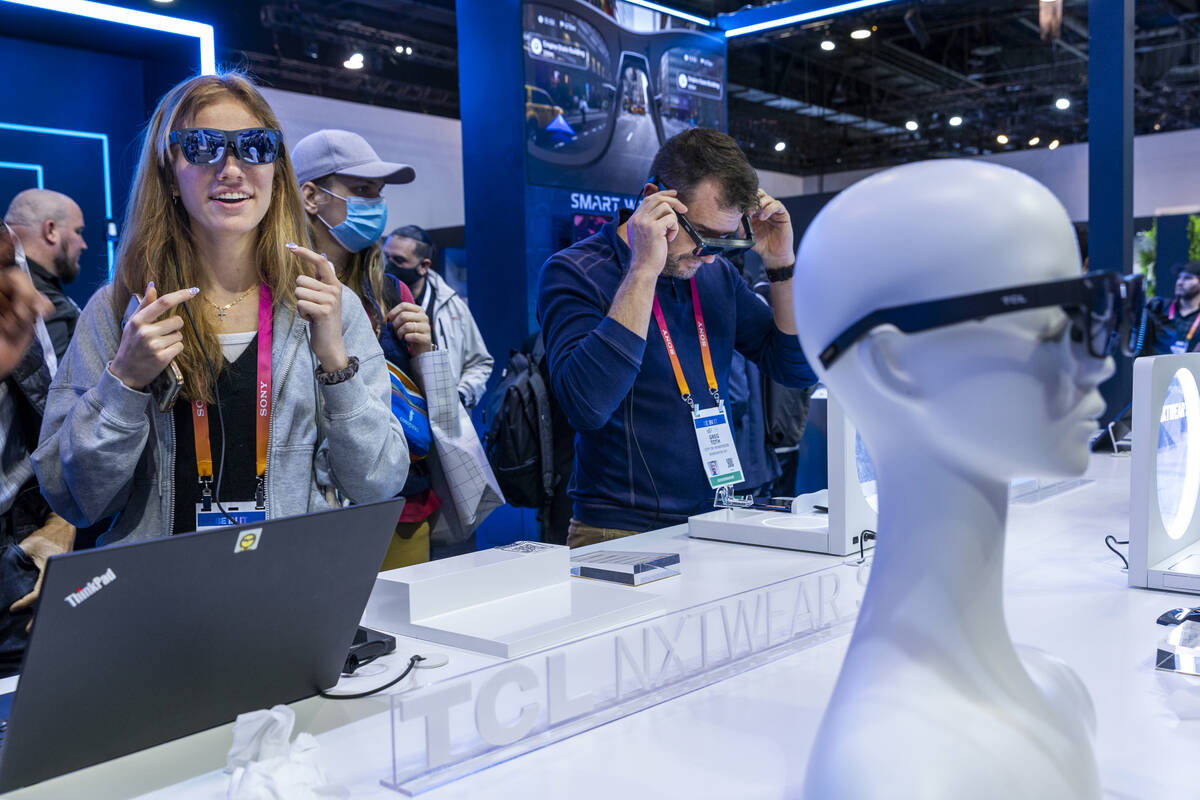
[288,243,348,372]
[109,282,196,390]
[386,302,433,356]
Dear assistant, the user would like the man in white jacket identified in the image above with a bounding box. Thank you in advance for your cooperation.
[382,225,493,408]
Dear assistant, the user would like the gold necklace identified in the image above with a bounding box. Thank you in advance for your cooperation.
[206,285,257,320]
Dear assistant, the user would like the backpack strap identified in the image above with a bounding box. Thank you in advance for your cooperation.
[526,367,556,506]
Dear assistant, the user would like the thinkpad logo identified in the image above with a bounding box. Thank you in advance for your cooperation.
[64,568,116,608]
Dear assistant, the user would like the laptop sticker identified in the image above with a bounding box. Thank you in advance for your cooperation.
[235,529,262,553]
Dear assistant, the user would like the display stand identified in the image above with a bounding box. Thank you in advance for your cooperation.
[361,543,665,657]
[1129,353,1200,593]
[382,559,861,796]
[687,392,877,556]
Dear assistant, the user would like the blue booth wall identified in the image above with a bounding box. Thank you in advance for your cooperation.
[0,36,153,309]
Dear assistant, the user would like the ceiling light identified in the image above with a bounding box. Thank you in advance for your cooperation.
[1048,139,1060,150]
[406,46,413,55]
[395,45,405,54]
[996,134,1009,144]
[850,29,871,40]
[1055,97,1070,110]
[948,116,963,127]
[905,120,919,131]
[1028,136,1041,146]
[151,0,174,4]
[724,0,895,38]
[343,52,364,70]
[774,141,787,152]
[820,39,836,51]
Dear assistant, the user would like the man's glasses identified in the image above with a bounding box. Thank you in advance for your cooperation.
[649,177,755,258]
[819,271,1146,370]
[169,128,283,166]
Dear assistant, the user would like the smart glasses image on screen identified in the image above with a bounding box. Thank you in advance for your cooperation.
[169,128,283,165]
[522,0,726,194]
[819,272,1146,369]
[649,176,753,257]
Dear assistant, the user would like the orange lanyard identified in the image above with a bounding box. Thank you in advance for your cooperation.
[650,278,719,410]
[191,285,273,497]
[1170,302,1200,345]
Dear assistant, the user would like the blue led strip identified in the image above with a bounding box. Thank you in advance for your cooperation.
[0,0,216,74]
[0,122,113,275]
[621,0,712,26]
[0,161,45,189]
[721,0,900,38]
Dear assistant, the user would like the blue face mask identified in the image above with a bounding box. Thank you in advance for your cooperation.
[317,187,388,253]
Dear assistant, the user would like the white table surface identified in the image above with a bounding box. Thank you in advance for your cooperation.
[6,453,1196,799]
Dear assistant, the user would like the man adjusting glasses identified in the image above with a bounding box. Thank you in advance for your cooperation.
[536,128,818,548]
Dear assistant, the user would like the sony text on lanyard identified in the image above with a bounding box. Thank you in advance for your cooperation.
[191,284,273,531]
[651,279,744,489]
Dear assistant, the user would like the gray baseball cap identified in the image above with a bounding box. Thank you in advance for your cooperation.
[291,129,415,186]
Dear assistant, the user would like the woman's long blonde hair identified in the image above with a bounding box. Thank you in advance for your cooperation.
[111,71,309,403]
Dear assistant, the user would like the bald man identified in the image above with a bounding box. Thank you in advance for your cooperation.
[4,189,87,359]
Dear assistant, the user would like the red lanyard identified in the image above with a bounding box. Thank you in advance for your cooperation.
[1169,301,1200,345]
[651,279,719,410]
[191,285,273,497]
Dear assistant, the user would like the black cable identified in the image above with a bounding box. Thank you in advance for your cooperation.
[175,260,240,527]
[319,654,425,700]
[859,529,876,562]
[1105,535,1129,570]
[628,385,661,523]
[342,654,381,675]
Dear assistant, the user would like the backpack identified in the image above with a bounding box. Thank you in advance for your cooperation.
[483,334,555,509]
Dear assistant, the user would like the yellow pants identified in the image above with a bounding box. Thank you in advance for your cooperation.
[380,519,431,570]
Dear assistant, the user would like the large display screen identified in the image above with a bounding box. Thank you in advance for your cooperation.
[522,0,726,195]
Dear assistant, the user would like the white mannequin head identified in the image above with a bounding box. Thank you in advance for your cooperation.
[795,160,1113,479]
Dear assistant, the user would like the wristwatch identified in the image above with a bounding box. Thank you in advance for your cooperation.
[315,355,359,385]
[765,263,795,283]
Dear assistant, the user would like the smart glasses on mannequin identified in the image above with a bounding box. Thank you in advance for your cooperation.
[819,271,1146,369]
[649,177,755,258]
[169,128,283,165]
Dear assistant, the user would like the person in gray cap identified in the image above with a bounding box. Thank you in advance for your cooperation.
[292,128,431,374]
[293,130,444,566]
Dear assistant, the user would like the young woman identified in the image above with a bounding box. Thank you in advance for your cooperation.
[33,73,409,543]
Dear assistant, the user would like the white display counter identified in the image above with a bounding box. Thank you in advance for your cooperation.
[4,454,1196,799]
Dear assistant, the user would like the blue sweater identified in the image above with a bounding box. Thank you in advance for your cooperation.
[536,214,817,532]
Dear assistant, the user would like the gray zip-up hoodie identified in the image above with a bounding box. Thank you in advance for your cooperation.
[32,283,409,544]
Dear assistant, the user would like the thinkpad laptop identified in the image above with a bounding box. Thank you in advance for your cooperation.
[0,497,404,792]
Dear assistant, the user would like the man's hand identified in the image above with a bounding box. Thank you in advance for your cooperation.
[11,514,76,625]
[289,244,349,372]
[750,188,795,270]
[0,267,54,379]
[386,302,433,356]
[627,188,687,277]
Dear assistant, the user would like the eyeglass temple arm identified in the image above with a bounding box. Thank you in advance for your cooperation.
[818,276,1105,369]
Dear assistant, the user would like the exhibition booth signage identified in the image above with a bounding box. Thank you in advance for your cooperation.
[382,559,866,795]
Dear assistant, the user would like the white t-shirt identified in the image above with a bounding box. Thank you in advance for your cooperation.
[217,331,257,363]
